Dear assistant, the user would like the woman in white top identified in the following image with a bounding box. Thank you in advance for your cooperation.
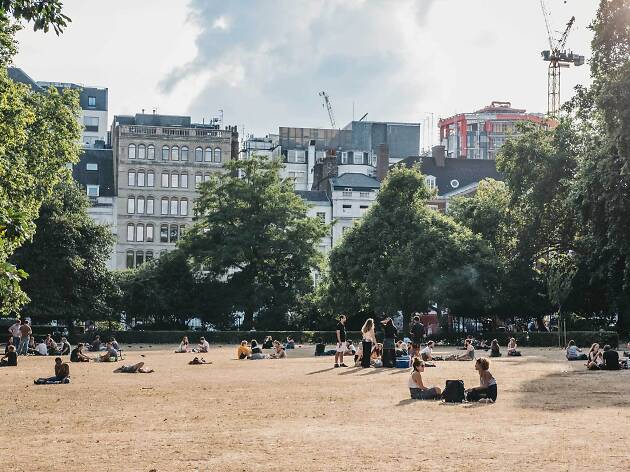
[175,336,190,353]
[466,357,497,402]
[408,357,441,400]
[360,318,377,368]
[507,337,521,356]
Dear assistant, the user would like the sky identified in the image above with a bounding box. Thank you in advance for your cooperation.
[13,0,599,148]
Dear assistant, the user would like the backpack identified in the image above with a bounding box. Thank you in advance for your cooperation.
[442,380,465,403]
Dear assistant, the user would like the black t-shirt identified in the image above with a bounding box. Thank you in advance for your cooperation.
[410,321,425,341]
[6,351,17,366]
[70,348,80,362]
[336,322,346,342]
[603,350,620,370]
[251,346,262,354]
[315,343,325,355]
[383,323,397,339]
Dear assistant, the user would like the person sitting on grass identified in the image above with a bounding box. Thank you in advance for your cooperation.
[587,343,601,370]
[421,341,436,361]
[5,336,14,355]
[315,338,336,356]
[34,357,70,384]
[35,339,48,356]
[507,338,521,356]
[99,342,118,362]
[408,357,442,400]
[270,340,287,359]
[0,345,17,367]
[248,340,267,360]
[114,362,154,373]
[285,336,295,349]
[395,340,408,357]
[465,357,497,403]
[371,343,383,367]
[237,340,251,360]
[490,339,501,358]
[110,337,120,351]
[566,340,587,361]
[70,343,90,362]
[90,335,102,352]
[262,336,274,349]
[59,337,71,356]
[602,345,620,370]
[175,336,190,353]
[197,337,210,353]
[345,340,357,357]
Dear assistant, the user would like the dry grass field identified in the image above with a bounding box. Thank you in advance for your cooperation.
[0,345,629,472]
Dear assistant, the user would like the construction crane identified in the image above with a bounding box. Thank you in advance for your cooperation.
[319,91,337,129]
[540,0,584,118]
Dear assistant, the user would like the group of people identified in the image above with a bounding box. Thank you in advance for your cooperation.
[237,339,287,360]
[175,336,210,354]
[565,340,627,370]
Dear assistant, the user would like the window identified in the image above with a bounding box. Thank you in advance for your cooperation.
[127,224,134,242]
[359,191,370,198]
[136,224,144,242]
[425,175,436,190]
[180,199,188,216]
[137,170,145,187]
[342,187,352,197]
[146,224,154,242]
[170,224,179,243]
[146,197,154,215]
[137,196,145,214]
[171,173,179,188]
[353,151,363,165]
[138,144,146,159]
[161,197,169,215]
[181,146,189,161]
[86,185,99,197]
[342,204,352,214]
[147,144,155,160]
[126,250,134,268]
[161,172,169,188]
[162,145,169,160]
[316,212,326,223]
[128,144,136,159]
[204,147,212,162]
[136,251,144,266]
[145,250,154,262]
[86,162,98,171]
[195,173,202,188]
[341,152,348,164]
[127,197,135,214]
[195,147,203,162]
[160,224,168,243]
[214,147,222,163]
[450,179,460,189]
[147,170,155,187]
[180,173,188,189]
[128,171,136,186]
[203,174,210,182]
[171,145,179,161]
[179,225,186,237]
[170,198,178,215]
[88,96,96,107]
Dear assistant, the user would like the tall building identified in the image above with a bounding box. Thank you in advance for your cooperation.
[111,113,238,269]
[438,101,546,160]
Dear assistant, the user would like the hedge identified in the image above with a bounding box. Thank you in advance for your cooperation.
[73,329,619,348]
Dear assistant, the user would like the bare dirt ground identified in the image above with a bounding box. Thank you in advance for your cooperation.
[1,345,629,472]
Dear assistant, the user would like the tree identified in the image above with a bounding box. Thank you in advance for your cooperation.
[0,14,82,315]
[325,166,496,332]
[1,1,70,34]
[10,179,117,324]
[180,155,327,330]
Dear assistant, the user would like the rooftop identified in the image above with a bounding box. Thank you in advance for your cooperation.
[295,190,330,203]
[330,173,381,190]
[7,67,43,92]
[114,113,229,130]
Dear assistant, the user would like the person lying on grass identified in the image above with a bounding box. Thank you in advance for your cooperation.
[34,358,70,384]
[408,357,441,400]
[465,358,497,403]
[189,357,211,365]
[70,343,90,362]
[114,362,154,373]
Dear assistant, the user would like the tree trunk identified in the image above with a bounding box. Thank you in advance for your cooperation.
[242,310,254,331]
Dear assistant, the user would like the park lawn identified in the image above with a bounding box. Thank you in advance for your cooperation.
[0,346,628,471]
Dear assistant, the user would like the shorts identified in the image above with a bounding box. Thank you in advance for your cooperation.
[410,387,440,400]
[336,342,346,353]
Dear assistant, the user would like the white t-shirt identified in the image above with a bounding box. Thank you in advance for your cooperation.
[567,345,580,358]
[420,346,432,356]
[199,340,210,351]
[9,323,21,337]
[36,343,48,355]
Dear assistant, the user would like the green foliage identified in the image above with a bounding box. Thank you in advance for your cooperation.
[1,0,71,34]
[180,155,327,329]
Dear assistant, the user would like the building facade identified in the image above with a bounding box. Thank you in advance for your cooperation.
[111,113,238,269]
[438,101,546,160]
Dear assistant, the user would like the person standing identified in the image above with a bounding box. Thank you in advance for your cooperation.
[8,320,21,350]
[18,320,32,356]
[334,315,348,368]
[360,318,377,368]
[381,317,398,368]
[409,314,425,357]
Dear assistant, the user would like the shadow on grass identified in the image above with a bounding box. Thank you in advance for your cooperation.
[338,367,363,375]
[516,368,630,411]
[305,367,335,375]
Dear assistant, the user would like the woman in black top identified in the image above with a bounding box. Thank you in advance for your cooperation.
[381,317,398,368]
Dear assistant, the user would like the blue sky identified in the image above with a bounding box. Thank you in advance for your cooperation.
[14,0,598,145]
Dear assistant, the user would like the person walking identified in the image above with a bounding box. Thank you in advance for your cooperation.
[360,318,377,368]
[334,315,348,368]
[18,320,32,356]
[8,320,21,350]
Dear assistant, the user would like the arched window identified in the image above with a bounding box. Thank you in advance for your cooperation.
[214,147,222,163]
[180,198,188,216]
[171,173,179,188]
[147,170,155,187]
[162,145,169,160]
[136,223,145,242]
[170,198,178,216]
[137,196,145,214]
[161,197,169,215]
[195,173,202,188]
[128,144,136,159]
[127,197,135,214]
[147,144,155,160]
[171,145,179,161]
[204,147,212,162]
[137,170,145,187]
[128,170,136,187]
[160,224,168,243]
[161,172,169,188]
[181,146,189,161]
[138,144,146,159]
[180,173,188,189]
[146,197,154,215]
[146,224,154,242]
[195,147,203,162]
[170,224,179,243]
[127,223,134,241]
[126,250,134,268]
[136,250,144,266]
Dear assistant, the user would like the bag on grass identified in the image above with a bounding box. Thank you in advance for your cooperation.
[442,380,465,403]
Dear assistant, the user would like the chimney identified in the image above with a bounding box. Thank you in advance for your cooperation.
[432,145,446,167]
[376,143,389,181]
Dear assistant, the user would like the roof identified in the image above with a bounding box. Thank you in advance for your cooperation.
[330,173,381,190]
[7,67,43,92]
[113,113,222,129]
[36,81,108,111]
[295,190,330,203]
[72,148,115,197]
[399,156,503,197]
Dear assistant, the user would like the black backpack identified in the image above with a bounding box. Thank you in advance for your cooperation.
[442,380,465,403]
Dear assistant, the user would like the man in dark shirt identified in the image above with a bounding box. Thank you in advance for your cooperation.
[0,345,17,366]
[334,314,348,368]
[602,345,620,370]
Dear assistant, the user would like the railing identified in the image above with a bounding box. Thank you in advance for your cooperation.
[121,125,231,139]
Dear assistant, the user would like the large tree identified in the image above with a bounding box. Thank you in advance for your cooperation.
[181,155,327,330]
